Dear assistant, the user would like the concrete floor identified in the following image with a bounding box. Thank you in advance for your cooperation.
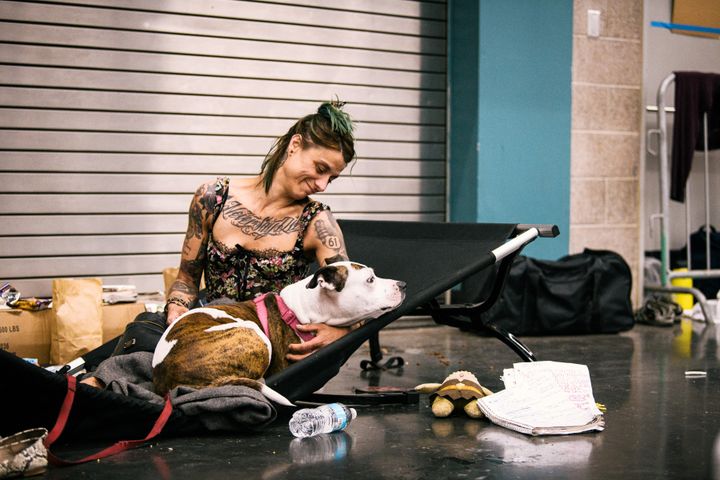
[42,319,720,480]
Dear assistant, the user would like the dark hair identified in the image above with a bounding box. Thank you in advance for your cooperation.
[259,100,356,193]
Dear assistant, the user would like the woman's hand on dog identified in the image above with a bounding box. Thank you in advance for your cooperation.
[165,304,188,325]
[286,324,350,362]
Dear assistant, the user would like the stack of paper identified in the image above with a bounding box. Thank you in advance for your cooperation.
[477,361,604,436]
[102,284,138,304]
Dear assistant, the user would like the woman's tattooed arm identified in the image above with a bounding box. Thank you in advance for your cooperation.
[310,211,348,266]
[185,183,216,242]
[168,183,215,318]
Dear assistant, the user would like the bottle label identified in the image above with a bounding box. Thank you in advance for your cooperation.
[328,403,348,430]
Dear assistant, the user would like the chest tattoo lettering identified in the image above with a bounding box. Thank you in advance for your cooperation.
[223,200,301,239]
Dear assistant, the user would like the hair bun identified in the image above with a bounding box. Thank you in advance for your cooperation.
[318,99,354,137]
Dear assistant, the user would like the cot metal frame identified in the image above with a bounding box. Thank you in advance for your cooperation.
[647,72,720,323]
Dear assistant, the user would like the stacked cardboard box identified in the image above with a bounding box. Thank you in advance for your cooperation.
[0,302,146,365]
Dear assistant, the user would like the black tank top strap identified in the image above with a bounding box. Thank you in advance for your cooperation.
[211,176,230,228]
[293,200,330,252]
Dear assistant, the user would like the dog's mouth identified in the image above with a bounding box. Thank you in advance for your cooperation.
[380,294,406,311]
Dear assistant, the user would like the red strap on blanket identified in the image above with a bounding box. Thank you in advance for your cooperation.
[43,375,173,466]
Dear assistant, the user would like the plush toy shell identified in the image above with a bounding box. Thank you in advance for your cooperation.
[415,371,493,418]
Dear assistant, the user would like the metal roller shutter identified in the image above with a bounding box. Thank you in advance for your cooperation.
[0,0,447,296]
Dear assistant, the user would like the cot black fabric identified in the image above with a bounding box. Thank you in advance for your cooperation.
[481,249,634,335]
[1,220,544,439]
[0,349,200,441]
[265,220,516,401]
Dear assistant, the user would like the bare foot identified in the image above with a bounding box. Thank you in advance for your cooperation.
[79,376,105,389]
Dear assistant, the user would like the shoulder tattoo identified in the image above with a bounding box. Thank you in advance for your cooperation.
[186,184,216,241]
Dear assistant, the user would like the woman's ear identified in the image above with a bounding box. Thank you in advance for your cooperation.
[287,134,303,157]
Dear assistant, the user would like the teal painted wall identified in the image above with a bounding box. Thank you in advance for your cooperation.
[449,0,572,260]
[448,0,479,223]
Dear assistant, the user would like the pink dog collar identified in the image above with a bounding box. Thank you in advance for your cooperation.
[253,293,314,342]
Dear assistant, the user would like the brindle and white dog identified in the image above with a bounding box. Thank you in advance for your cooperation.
[152,262,405,404]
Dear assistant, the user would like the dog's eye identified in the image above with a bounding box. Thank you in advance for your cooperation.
[366,277,374,284]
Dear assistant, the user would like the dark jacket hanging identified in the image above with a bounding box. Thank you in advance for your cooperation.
[670,71,720,202]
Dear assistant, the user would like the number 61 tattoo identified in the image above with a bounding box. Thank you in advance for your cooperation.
[315,218,347,264]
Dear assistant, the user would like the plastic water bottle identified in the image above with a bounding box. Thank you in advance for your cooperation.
[288,403,357,438]
[289,432,351,464]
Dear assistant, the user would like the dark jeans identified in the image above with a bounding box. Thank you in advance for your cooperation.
[110,311,167,357]
[78,312,164,374]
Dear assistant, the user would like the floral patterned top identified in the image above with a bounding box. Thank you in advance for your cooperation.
[204,180,329,302]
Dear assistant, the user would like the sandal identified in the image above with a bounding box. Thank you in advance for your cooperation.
[0,429,48,478]
[635,295,682,327]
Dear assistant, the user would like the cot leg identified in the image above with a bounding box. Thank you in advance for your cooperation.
[480,323,536,362]
[426,302,536,362]
[360,333,405,371]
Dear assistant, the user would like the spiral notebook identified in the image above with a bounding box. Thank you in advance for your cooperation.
[477,361,605,436]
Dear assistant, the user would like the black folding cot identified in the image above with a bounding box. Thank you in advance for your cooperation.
[1,220,557,442]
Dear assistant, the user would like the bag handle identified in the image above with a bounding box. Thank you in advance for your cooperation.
[43,375,173,466]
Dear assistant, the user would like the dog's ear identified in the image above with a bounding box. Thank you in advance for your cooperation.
[306,265,348,292]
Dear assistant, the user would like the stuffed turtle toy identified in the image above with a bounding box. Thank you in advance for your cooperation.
[415,371,493,418]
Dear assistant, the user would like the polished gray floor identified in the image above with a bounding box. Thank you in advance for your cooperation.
[43,319,720,479]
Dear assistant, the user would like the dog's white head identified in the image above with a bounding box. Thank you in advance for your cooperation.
[280,261,406,327]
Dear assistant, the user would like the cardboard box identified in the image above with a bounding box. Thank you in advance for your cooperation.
[0,309,53,365]
[672,0,720,39]
[0,302,146,365]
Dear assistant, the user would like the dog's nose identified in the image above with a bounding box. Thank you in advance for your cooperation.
[397,281,407,291]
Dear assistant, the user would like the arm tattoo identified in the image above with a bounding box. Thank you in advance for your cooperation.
[180,257,205,281]
[170,280,198,296]
[314,219,342,251]
[186,201,204,241]
[171,250,206,300]
[199,184,216,212]
[174,183,215,302]
[186,184,215,241]
[223,200,301,239]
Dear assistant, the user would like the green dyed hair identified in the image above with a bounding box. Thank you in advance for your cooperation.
[259,99,356,193]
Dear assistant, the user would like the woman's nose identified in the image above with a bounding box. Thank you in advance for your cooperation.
[315,175,331,192]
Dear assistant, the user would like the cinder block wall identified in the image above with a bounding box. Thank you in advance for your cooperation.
[570,0,644,305]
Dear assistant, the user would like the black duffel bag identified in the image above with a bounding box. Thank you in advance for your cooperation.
[482,249,634,335]
[687,225,720,298]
